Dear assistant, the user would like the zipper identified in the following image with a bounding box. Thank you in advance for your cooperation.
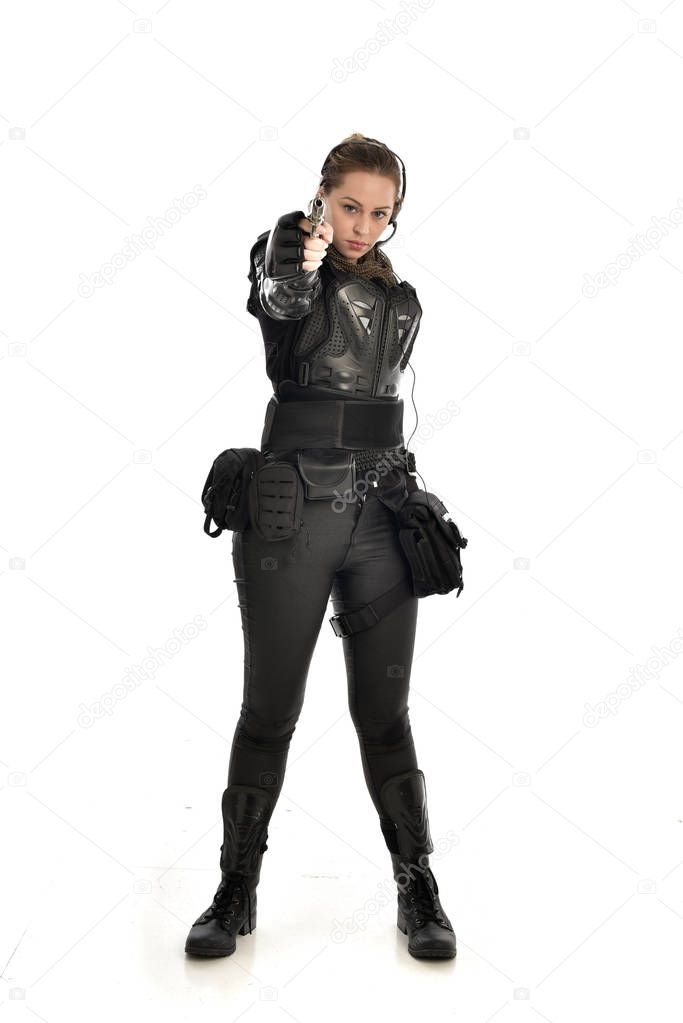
[371,295,388,398]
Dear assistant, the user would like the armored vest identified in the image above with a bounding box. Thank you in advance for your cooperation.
[247,233,422,403]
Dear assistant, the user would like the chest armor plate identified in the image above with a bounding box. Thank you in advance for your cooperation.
[288,272,422,400]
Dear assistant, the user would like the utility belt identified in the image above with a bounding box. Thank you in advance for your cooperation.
[202,446,386,539]
[201,446,362,540]
[201,440,468,640]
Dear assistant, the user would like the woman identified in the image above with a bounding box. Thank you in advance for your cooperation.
[185,133,457,960]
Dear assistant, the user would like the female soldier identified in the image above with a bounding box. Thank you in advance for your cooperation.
[185,133,457,960]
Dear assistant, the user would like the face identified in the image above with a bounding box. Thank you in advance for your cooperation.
[320,170,397,263]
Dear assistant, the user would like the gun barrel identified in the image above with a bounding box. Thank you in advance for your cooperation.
[308,194,326,237]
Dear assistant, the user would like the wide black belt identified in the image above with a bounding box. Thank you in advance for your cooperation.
[260,396,405,451]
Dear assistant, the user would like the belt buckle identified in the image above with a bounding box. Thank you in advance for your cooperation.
[329,612,351,638]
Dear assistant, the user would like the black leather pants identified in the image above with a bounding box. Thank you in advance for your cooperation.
[226,475,419,819]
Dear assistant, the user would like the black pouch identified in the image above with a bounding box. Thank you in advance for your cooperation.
[201,447,266,538]
[296,449,356,500]
[396,490,469,598]
[248,460,304,541]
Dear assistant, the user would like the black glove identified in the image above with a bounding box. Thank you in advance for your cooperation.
[265,210,311,281]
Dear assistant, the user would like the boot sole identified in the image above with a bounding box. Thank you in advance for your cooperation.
[185,945,235,958]
[397,910,457,959]
[185,916,255,957]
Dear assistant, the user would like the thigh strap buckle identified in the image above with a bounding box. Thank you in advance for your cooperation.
[329,604,379,638]
[328,575,414,637]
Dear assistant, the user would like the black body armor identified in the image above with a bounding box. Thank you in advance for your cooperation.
[246,211,422,404]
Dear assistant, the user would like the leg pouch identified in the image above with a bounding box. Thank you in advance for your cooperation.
[296,449,356,500]
[248,460,304,541]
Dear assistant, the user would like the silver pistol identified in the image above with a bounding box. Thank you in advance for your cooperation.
[307,194,327,238]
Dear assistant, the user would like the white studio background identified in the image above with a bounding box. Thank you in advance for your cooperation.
[2,0,682,1019]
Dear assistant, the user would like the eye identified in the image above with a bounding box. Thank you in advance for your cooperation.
[343,204,387,220]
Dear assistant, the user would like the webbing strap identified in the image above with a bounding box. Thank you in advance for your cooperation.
[329,575,414,638]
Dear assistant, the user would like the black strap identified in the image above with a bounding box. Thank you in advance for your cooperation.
[329,574,414,638]
[204,511,223,538]
[261,396,405,450]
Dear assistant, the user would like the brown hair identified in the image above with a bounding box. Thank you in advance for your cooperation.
[319,132,403,221]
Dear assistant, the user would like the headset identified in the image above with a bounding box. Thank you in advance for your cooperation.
[317,137,427,492]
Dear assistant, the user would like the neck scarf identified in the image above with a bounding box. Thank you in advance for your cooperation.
[326,241,398,288]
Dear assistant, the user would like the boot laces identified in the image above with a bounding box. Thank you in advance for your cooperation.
[403,869,449,929]
[209,875,254,933]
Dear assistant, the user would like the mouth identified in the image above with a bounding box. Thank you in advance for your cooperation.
[347,240,368,249]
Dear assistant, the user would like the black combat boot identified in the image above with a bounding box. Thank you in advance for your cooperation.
[185,784,274,958]
[379,768,456,960]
